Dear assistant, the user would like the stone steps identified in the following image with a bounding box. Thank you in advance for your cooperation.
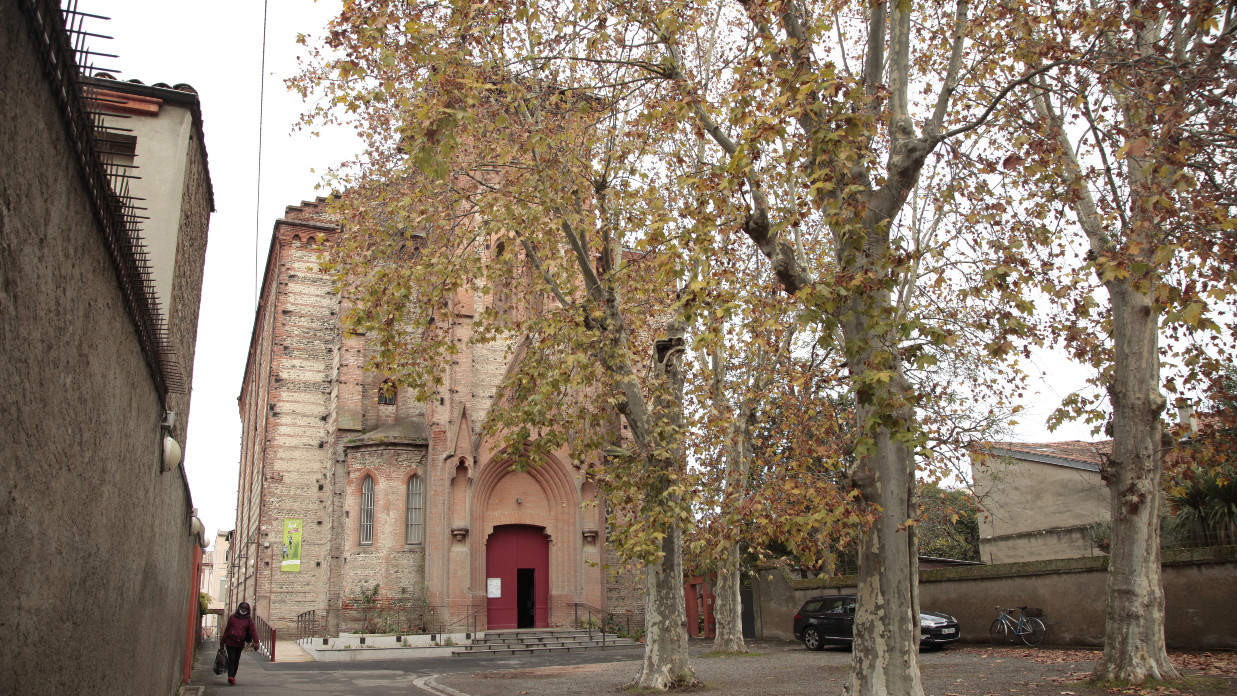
[452,628,639,657]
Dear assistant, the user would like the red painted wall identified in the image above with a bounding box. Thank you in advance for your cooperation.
[685,575,716,638]
[485,525,549,629]
[184,544,203,682]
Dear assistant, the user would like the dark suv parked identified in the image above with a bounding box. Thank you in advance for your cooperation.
[792,594,960,650]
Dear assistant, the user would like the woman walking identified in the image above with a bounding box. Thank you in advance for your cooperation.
[220,602,258,685]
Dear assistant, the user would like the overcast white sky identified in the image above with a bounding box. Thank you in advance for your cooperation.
[96,0,1096,538]
[101,0,358,536]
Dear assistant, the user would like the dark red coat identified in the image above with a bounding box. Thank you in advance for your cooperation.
[222,614,257,648]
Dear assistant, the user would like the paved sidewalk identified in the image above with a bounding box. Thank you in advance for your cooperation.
[184,639,644,695]
[185,640,1236,696]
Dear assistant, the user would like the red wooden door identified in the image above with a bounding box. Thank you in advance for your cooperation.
[486,525,549,629]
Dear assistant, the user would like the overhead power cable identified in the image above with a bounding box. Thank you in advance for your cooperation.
[254,0,270,308]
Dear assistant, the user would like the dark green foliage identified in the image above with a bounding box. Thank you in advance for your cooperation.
[916,483,980,561]
[1166,368,1237,548]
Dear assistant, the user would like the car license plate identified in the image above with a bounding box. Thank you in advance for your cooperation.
[941,628,956,634]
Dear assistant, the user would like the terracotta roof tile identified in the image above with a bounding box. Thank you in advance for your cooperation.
[975,440,1111,468]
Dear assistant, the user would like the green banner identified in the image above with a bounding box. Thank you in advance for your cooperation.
[281,519,302,572]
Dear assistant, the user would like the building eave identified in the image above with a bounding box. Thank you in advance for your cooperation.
[983,447,1102,473]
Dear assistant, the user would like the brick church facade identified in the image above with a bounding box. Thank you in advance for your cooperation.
[231,198,639,635]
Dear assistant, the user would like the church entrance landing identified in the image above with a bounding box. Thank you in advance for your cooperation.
[485,525,549,629]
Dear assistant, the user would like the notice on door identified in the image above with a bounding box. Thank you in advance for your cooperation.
[487,578,501,598]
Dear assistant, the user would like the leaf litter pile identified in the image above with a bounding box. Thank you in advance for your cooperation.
[952,647,1236,694]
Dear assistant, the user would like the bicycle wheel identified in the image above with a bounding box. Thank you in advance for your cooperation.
[1021,617,1046,647]
[989,619,1009,645]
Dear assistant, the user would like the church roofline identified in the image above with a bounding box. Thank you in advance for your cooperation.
[343,417,429,448]
[238,209,340,407]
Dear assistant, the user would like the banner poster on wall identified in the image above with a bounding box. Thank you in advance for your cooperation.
[281,518,302,572]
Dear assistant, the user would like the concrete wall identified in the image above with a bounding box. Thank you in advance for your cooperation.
[752,546,1237,649]
[974,455,1110,563]
[97,91,193,317]
[0,3,207,693]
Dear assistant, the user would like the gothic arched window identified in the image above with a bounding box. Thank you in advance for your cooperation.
[405,475,424,544]
[360,476,375,545]
[378,379,396,406]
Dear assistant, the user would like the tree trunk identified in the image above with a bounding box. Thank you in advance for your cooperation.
[635,519,693,689]
[630,327,695,689]
[713,417,750,653]
[712,541,746,652]
[1091,280,1180,684]
[834,266,923,696]
[846,411,924,696]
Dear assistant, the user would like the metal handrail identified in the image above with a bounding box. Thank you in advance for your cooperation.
[574,602,623,648]
[442,607,482,639]
[295,610,318,641]
[572,602,635,643]
[253,613,277,662]
[339,602,483,637]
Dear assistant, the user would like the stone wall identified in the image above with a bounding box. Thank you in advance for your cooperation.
[752,546,1237,649]
[0,3,205,693]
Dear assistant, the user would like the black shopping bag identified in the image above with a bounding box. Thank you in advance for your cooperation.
[213,646,227,675]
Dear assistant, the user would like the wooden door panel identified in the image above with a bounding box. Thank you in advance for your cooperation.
[485,525,549,629]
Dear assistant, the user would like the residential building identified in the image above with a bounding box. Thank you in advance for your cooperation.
[972,441,1112,563]
[200,530,231,635]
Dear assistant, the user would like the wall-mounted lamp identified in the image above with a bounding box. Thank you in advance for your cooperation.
[516,497,523,505]
[191,508,208,548]
[161,410,181,473]
[162,435,182,472]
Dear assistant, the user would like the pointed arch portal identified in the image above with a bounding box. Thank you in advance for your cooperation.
[485,524,549,629]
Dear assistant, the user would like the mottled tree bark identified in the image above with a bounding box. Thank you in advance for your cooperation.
[636,520,693,688]
[1031,66,1182,682]
[711,544,745,652]
[631,328,695,689]
[841,301,925,696]
[713,413,751,653]
[1091,277,1179,684]
[845,428,923,696]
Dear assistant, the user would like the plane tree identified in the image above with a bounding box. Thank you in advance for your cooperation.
[687,158,1027,651]
[294,1,1069,692]
[298,53,712,689]
[995,0,1237,683]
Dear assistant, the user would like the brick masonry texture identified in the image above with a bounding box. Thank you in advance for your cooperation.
[233,199,643,635]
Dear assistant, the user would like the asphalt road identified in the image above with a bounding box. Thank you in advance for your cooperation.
[187,640,647,695]
[186,640,1237,696]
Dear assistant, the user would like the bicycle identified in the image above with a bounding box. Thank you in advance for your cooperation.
[989,606,1046,647]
